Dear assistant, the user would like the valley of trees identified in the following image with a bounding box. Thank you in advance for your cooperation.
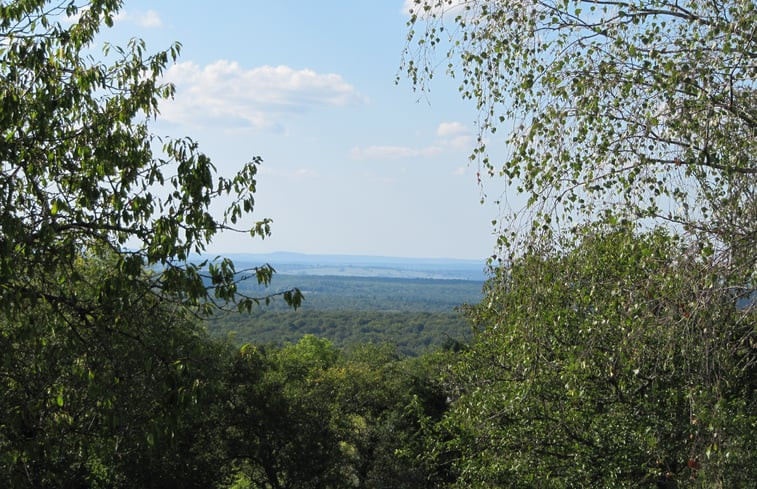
[1,1,754,488]
[210,309,470,357]
[208,274,479,356]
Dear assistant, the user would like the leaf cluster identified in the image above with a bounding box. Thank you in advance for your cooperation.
[404,0,755,264]
[439,225,755,487]
[0,0,301,317]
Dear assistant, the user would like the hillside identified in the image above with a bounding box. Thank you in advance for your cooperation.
[207,254,486,355]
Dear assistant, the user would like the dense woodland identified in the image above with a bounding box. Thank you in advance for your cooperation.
[209,309,470,357]
[208,274,479,355]
[1,1,755,488]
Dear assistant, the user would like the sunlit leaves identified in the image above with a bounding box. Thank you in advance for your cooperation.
[403,0,756,264]
[402,11,756,484]
[0,0,300,315]
[445,225,756,487]
[0,2,300,485]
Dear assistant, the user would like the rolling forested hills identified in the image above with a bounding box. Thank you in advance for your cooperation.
[207,256,486,355]
[225,252,488,281]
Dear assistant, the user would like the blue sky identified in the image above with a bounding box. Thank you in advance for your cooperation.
[104,1,499,259]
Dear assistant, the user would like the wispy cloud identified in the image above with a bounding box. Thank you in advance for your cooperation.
[128,9,163,28]
[65,8,163,28]
[350,121,473,161]
[159,60,364,130]
[436,121,474,149]
[436,121,467,137]
[349,145,443,160]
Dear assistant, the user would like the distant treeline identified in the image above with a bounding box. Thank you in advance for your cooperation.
[234,273,484,312]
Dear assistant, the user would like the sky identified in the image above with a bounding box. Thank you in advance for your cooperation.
[101,1,501,260]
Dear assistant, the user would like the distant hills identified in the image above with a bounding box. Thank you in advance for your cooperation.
[219,252,489,281]
[205,252,486,354]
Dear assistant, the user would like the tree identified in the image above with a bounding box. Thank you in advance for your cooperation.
[0,0,302,314]
[0,1,299,485]
[440,225,755,487]
[221,337,348,489]
[403,7,755,485]
[219,339,458,489]
[0,250,231,487]
[325,343,455,489]
[403,0,755,266]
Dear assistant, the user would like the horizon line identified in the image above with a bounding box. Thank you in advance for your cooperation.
[203,250,489,263]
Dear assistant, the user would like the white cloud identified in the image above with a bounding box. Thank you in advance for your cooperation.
[448,134,474,150]
[436,121,467,137]
[65,8,162,28]
[436,121,473,149]
[133,9,163,28]
[294,168,319,179]
[349,121,472,161]
[114,10,163,28]
[159,61,363,130]
[349,145,443,160]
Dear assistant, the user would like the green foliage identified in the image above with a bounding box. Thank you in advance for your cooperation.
[0,0,301,314]
[0,3,461,487]
[218,337,454,489]
[326,344,456,489]
[404,5,755,486]
[208,273,480,356]
[0,252,230,487]
[404,0,756,264]
[0,1,299,486]
[1,254,458,487]
[437,225,755,488]
[220,338,347,489]
[208,309,470,357]
[208,273,481,356]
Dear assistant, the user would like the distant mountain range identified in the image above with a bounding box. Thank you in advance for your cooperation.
[213,252,489,281]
